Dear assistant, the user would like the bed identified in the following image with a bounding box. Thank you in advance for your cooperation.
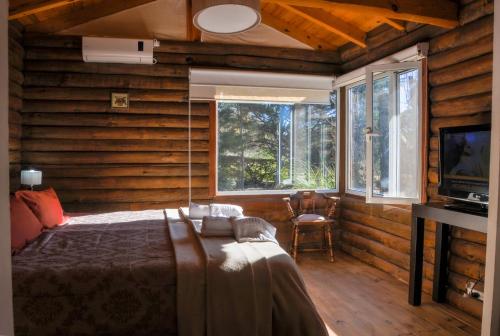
[12,210,177,336]
[12,209,327,336]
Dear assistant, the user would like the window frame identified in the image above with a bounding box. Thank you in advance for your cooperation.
[365,61,423,204]
[214,97,340,196]
[344,61,424,203]
[345,79,368,197]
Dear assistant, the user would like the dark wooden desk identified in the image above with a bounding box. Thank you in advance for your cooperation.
[409,203,487,306]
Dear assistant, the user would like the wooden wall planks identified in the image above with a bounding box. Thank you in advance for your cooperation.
[9,22,23,192]
[338,0,492,320]
[18,34,338,212]
[10,0,491,320]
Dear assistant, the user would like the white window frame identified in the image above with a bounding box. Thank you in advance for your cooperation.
[345,72,394,196]
[365,61,423,204]
[215,97,340,196]
[345,80,368,196]
[340,44,427,203]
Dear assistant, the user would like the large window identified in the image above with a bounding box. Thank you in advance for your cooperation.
[217,97,337,194]
[346,62,422,203]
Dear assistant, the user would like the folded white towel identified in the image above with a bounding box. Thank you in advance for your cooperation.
[231,217,278,244]
[209,203,244,218]
[201,216,234,237]
[189,203,210,219]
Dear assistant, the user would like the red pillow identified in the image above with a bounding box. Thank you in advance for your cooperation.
[16,188,67,229]
[10,196,43,252]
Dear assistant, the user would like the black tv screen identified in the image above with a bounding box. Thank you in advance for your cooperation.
[438,124,491,203]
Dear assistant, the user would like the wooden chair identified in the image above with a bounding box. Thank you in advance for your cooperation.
[283,191,340,262]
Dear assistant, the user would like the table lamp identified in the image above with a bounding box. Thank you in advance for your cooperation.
[20,169,42,190]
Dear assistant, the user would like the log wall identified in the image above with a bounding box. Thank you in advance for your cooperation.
[9,0,491,319]
[338,0,492,319]
[9,22,23,192]
[19,34,338,213]
[426,0,492,318]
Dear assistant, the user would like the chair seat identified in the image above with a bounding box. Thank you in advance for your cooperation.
[296,214,325,221]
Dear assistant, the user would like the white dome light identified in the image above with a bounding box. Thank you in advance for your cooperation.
[193,0,261,34]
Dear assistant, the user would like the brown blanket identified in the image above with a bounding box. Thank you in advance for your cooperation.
[167,209,328,336]
[13,210,177,336]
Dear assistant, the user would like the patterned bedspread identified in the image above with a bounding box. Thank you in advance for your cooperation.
[12,210,177,336]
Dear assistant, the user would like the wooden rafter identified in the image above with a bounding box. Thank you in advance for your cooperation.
[280,4,367,48]
[186,0,201,41]
[380,17,405,31]
[267,0,458,28]
[261,10,336,50]
[9,0,81,20]
[24,0,158,33]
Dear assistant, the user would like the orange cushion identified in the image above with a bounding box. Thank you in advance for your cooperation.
[16,188,67,229]
[10,196,43,252]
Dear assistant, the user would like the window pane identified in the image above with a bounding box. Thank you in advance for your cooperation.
[347,83,366,192]
[217,98,337,193]
[371,76,390,195]
[397,69,419,198]
[368,68,420,199]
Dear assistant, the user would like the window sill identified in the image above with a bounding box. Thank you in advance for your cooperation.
[214,190,339,199]
[345,189,366,196]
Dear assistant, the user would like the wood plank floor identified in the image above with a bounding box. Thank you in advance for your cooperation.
[298,252,481,336]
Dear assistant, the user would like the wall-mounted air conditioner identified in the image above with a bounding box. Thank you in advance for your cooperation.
[82,37,159,64]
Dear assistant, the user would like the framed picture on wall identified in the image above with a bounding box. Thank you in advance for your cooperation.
[111,93,129,109]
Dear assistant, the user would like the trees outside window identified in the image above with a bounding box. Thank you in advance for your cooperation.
[217,97,337,194]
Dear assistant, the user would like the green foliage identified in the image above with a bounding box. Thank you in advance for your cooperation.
[291,164,337,190]
[217,100,337,192]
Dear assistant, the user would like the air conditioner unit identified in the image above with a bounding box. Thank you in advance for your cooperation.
[82,37,159,64]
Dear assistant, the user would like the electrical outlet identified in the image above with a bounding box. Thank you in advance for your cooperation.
[465,280,484,301]
[469,289,484,301]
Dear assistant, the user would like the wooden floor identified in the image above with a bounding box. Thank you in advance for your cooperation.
[298,252,481,336]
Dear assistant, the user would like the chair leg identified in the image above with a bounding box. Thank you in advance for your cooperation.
[292,225,300,261]
[290,224,296,254]
[326,224,335,263]
[322,225,327,251]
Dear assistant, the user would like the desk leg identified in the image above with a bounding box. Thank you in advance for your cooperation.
[409,216,424,306]
[433,222,450,302]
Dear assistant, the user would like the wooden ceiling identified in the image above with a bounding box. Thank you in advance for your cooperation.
[9,0,459,51]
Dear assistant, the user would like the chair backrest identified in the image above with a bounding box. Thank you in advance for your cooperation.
[284,191,339,219]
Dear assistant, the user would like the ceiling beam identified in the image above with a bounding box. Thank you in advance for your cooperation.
[186,0,201,41]
[281,4,367,47]
[261,10,337,50]
[9,0,81,20]
[267,0,458,28]
[25,0,158,33]
[380,17,405,31]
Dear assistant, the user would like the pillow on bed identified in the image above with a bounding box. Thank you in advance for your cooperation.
[16,188,68,229]
[231,216,278,244]
[189,203,210,219]
[209,203,244,218]
[10,195,43,253]
[201,216,234,237]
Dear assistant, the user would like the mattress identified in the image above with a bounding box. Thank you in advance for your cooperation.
[12,210,177,336]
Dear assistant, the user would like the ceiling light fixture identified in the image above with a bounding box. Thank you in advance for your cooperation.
[192,0,261,34]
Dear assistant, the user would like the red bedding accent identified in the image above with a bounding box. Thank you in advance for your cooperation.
[10,196,43,253]
[16,188,67,228]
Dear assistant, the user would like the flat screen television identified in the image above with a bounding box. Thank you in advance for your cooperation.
[438,124,491,205]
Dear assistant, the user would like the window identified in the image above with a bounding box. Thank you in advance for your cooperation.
[217,96,337,194]
[346,61,422,204]
[346,82,367,194]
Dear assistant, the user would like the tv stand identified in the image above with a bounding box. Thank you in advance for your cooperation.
[409,202,487,306]
[443,201,488,216]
